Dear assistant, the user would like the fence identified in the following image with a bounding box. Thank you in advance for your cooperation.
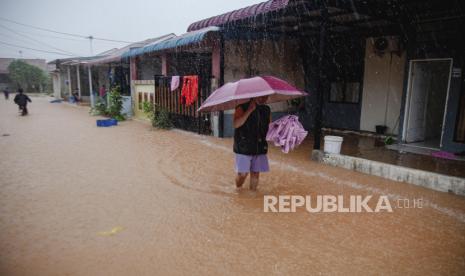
[154,75,212,135]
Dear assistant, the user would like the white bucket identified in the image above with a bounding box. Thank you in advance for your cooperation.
[324,136,343,154]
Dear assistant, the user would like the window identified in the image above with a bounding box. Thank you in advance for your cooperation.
[329,81,360,103]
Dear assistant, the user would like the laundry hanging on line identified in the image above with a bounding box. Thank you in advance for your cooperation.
[171,76,180,91]
[266,115,308,153]
[180,75,199,106]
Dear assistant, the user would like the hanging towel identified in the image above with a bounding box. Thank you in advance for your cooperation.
[181,76,199,106]
[266,115,308,153]
[171,76,180,91]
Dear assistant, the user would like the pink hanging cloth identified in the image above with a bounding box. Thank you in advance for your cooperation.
[266,115,308,153]
[171,76,180,91]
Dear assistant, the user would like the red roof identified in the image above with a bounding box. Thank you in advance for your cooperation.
[187,0,290,32]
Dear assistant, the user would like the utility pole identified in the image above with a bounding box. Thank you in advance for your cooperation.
[88,35,94,56]
[88,35,94,107]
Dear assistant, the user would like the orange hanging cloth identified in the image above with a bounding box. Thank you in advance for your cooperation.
[181,75,199,106]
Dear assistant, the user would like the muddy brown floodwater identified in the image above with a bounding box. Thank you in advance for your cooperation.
[1,96,465,275]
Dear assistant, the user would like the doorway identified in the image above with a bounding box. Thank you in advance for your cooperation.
[403,59,452,148]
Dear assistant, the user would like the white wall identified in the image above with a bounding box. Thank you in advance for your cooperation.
[360,37,406,134]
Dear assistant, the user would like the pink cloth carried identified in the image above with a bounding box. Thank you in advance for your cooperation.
[266,115,308,153]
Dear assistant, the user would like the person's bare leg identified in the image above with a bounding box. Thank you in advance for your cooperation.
[250,172,259,191]
[235,173,248,188]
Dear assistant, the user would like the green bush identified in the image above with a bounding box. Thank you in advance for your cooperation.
[90,98,108,116]
[107,86,125,121]
[153,105,172,129]
[141,101,156,127]
[142,101,172,129]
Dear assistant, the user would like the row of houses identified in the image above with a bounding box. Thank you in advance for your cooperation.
[48,0,465,155]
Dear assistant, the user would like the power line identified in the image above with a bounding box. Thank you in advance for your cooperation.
[0,31,41,48]
[0,23,79,56]
[0,16,136,43]
[0,40,75,56]
[3,28,86,42]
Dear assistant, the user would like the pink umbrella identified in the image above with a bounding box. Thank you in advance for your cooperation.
[197,76,308,112]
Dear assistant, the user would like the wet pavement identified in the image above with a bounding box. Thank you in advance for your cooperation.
[1,96,465,275]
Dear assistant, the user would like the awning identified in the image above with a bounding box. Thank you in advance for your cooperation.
[122,26,220,58]
[187,0,290,32]
[57,56,106,66]
[85,34,176,65]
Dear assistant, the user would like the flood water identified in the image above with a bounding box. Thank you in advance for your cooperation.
[1,96,465,275]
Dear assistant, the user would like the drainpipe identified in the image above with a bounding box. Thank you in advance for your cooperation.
[312,5,329,154]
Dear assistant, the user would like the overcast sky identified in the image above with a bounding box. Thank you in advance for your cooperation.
[0,0,263,61]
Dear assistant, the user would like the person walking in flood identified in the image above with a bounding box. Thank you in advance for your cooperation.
[233,96,271,190]
[13,88,32,116]
[3,87,10,100]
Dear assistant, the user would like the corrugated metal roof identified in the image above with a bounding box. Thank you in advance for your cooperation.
[187,0,290,32]
[85,34,176,65]
[122,26,220,58]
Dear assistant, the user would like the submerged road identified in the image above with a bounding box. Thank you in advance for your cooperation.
[1,96,465,275]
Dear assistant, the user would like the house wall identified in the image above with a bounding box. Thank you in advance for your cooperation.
[137,55,162,80]
[222,38,305,137]
[360,37,406,135]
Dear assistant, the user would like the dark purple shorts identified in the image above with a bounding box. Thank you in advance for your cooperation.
[235,154,269,173]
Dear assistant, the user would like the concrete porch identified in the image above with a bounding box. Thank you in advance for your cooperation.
[320,129,465,179]
[291,129,465,196]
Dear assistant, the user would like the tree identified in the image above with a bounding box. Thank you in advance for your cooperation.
[8,60,49,92]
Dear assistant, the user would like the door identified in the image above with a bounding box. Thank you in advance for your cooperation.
[406,62,429,142]
[404,59,453,144]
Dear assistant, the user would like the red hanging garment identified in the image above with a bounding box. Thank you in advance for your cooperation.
[181,76,199,106]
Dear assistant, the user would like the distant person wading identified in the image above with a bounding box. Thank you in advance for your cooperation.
[13,88,32,116]
[3,87,10,100]
[233,96,271,191]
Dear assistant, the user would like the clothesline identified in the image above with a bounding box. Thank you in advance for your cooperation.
[154,75,200,106]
